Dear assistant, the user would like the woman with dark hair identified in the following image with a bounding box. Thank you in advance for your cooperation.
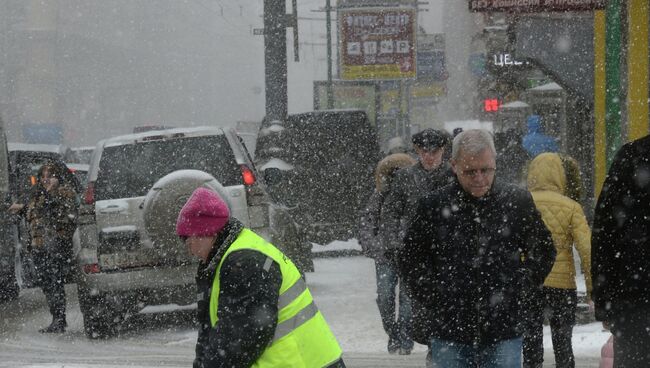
[26,161,78,333]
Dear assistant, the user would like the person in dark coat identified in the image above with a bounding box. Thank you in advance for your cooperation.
[358,153,416,355]
[379,128,453,355]
[398,129,555,367]
[177,187,344,368]
[496,128,530,186]
[26,162,78,333]
[592,134,650,367]
[381,129,453,259]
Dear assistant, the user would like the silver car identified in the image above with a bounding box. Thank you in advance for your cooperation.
[75,126,311,338]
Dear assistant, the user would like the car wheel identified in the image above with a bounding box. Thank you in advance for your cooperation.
[78,286,117,339]
[142,169,227,264]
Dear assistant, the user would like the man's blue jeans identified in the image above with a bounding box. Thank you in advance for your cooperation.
[429,337,522,368]
[375,261,413,350]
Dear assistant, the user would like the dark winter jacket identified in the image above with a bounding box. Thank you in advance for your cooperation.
[357,190,389,262]
[194,219,345,368]
[495,130,530,186]
[380,162,453,259]
[359,153,416,263]
[398,179,555,345]
[26,183,78,248]
[592,135,650,323]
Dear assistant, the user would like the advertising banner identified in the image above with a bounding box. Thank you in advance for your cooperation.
[469,0,606,13]
[339,7,417,80]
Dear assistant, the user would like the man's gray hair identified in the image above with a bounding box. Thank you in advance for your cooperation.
[451,129,496,161]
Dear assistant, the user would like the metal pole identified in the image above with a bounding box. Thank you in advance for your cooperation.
[605,0,622,167]
[326,0,334,109]
[264,0,288,122]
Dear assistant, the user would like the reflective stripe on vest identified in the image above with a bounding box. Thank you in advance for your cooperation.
[210,229,342,368]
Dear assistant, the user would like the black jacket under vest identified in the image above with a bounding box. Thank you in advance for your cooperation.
[194,220,282,368]
[193,220,347,368]
[398,179,555,345]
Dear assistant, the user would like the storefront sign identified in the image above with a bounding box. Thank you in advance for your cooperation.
[492,53,527,67]
[469,0,606,13]
[339,7,417,80]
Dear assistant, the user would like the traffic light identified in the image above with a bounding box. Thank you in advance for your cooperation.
[484,98,500,112]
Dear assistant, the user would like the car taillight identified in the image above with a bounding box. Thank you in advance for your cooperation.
[84,181,95,205]
[241,165,256,186]
[30,175,37,186]
[83,263,101,274]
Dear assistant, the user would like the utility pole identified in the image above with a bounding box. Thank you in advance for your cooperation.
[264,0,288,122]
[326,0,334,109]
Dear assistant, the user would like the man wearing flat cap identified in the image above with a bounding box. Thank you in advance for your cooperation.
[378,128,453,352]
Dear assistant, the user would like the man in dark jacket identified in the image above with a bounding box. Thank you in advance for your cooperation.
[381,128,453,256]
[592,134,650,367]
[177,187,344,368]
[379,128,452,355]
[399,129,555,367]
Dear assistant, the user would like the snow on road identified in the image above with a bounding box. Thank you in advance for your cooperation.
[1,239,609,367]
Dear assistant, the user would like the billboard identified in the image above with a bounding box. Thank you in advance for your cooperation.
[469,0,606,13]
[339,7,417,80]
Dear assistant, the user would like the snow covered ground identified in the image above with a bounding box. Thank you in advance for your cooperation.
[311,249,610,359]
[0,239,608,367]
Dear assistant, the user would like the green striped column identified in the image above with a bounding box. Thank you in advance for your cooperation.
[605,0,622,168]
[594,10,607,198]
[627,0,650,141]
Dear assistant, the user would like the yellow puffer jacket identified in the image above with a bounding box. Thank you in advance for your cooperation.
[527,153,592,298]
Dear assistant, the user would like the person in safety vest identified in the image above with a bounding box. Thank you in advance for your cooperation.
[176,187,345,368]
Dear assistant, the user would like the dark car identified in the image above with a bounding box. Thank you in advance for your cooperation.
[0,123,18,302]
[255,110,381,245]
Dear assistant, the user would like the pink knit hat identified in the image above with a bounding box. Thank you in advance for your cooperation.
[176,187,230,237]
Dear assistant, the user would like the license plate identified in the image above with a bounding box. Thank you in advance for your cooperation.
[100,248,160,270]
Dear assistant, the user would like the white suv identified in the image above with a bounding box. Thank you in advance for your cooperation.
[75,126,311,338]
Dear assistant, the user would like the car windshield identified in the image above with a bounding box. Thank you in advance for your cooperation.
[95,135,240,201]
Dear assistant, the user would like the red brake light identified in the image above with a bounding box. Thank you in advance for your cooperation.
[84,181,95,205]
[83,263,101,274]
[241,165,256,186]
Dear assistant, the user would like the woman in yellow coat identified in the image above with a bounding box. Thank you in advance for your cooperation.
[522,152,592,368]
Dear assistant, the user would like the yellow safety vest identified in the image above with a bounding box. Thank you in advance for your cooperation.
[210,229,342,368]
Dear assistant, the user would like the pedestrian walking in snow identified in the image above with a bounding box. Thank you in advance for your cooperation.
[592,134,650,367]
[25,162,78,333]
[358,153,416,355]
[379,128,452,355]
[522,115,559,158]
[399,129,555,367]
[522,153,592,368]
[495,128,530,186]
[177,187,344,368]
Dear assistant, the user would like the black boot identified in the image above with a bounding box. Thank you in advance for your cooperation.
[387,335,400,354]
[39,316,66,333]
